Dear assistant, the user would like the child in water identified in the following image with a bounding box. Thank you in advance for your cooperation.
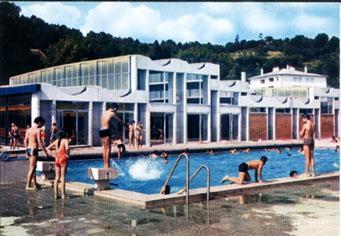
[47,129,70,199]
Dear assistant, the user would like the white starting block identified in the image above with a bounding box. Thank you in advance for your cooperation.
[36,161,55,181]
[88,168,119,190]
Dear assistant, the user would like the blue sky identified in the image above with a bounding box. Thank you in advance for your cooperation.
[16,2,339,45]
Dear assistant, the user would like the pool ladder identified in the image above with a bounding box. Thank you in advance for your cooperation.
[162,153,210,205]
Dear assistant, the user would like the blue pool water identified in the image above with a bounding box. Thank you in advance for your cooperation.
[67,148,339,194]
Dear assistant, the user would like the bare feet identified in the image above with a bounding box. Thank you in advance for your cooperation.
[177,187,186,195]
[25,186,36,191]
[62,194,66,199]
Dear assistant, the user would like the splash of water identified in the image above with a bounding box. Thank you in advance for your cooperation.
[128,158,163,181]
[110,160,125,177]
[333,162,339,168]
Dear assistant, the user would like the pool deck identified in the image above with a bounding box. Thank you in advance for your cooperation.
[59,172,339,209]
[2,139,338,159]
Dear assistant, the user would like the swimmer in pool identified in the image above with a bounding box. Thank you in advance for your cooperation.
[114,137,126,160]
[149,151,169,164]
[289,170,298,178]
[221,156,268,185]
[229,148,238,154]
[207,149,215,155]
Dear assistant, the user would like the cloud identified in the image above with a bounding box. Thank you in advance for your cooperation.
[202,3,283,33]
[242,5,283,33]
[81,2,161,39]
[81,2,234,44]
[294,14,333,33]
[201,2,235,15]
[21,2,81,27]
[157,13,234,43]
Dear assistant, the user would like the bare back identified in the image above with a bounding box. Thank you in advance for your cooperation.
[101,110,115,129]
[302,121,315,139]
[25,127,41,149]
[246,160,263,170]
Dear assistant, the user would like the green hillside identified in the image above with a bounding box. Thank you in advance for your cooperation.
[0,2,339,88]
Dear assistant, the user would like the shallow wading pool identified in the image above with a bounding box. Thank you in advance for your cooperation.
[66,148,339,194]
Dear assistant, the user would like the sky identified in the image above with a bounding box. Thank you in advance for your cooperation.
[15,2,340,45]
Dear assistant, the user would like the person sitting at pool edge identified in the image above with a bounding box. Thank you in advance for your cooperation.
[221,156,268,185]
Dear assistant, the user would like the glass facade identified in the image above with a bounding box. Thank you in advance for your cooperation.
[10,57,130,91]
[149,71,173,103]
[186,74,208,104]
[321,97,333,114]
[220,91,239,105]
[256,88,308,99]
[0,95,31,145]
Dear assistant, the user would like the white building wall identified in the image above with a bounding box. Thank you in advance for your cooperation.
[31,94,40,126]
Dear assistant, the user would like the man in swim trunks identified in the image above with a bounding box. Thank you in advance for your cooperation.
[100,104,126,168]
[24,116,49,190]
[221,156,268,185]
[299,114,316,177]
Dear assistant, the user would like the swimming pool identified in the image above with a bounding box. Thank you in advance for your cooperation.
[66,148,339,194]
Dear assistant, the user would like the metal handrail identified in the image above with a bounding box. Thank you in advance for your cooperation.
[162,153,190,204]
[183,165,210,202]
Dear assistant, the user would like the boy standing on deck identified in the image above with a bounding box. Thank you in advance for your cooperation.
[299,114,316,177]
[24,116,49,190]
[221,156,268,185]
[99,104,126,169]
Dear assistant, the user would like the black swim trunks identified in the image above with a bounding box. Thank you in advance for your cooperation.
[303,138,314,148]
[99,129,111,138]
[26,148,39,157]
[117,143,126,153]
[239,162,249,173]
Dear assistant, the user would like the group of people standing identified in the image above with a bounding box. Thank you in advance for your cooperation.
[24,116,70,199]
[128,120,144,150]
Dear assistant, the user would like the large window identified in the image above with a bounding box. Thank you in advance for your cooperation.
[250,107,266,113]
[149,71,172,103]
[220,91,238,105]
[0,95,31,145]
[321,97,333,114]
[137,69,146,90]
[186,74,208,104]
[9,57,131,91]
[276,108,291,114]
[65,65,78,86]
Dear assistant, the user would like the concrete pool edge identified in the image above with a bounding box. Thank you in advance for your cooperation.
[2,140,305,160]
[61,172,339,209]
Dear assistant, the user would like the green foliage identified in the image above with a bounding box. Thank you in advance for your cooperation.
[0,2,339,88]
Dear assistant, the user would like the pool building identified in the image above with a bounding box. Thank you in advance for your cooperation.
[0,55,339,146]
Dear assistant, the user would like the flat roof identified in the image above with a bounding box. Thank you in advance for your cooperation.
[248,68,326,80]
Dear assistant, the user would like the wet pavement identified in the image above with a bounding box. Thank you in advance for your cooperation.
[0,180,339,236]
